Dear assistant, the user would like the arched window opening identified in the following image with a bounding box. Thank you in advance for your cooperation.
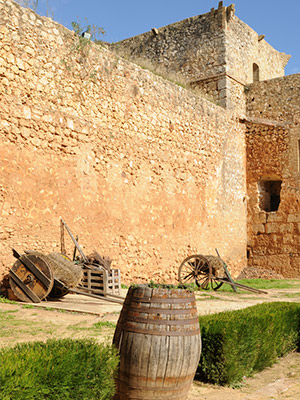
[253,63,259,82]
[258,180,282,212]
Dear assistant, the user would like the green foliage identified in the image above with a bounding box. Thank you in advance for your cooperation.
[93,321,116,329]
[205,278,300,293]
[236,279,300,290]
[198,302,300,386]
[0,339,119,400]
[130,281,198,291]
[0,296,17,305]
[71,19,105,45]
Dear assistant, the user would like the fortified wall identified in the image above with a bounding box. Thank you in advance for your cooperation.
[113,1,290,110]
[0,0,247,282]
[245,74,300,277]
[112,1,299,279]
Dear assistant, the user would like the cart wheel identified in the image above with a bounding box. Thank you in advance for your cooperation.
[208,270,224,291]
[9,253,54,303]
[178,254,209,288]
[178,254,224,290]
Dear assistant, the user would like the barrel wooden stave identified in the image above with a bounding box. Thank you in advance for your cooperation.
[113,285,201,400]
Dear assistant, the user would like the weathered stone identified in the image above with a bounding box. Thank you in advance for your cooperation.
[0,0,298,282]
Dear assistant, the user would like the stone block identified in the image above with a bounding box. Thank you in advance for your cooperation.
[266,213,284,222]
[290,257,300,273]
[265,223,279,234]
[278,224,294,234]
[265,254,291,274]
[287,214,300,222]
[219,88,227,99]
[253,212,267,224]
[282,234,293,244]
[217,77,227,90]
[253,223,265,234]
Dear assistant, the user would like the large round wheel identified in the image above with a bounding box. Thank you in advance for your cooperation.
[9,253,54,303]
[178,254,224,290]
[178,255,208,288]
[207,269,224,291]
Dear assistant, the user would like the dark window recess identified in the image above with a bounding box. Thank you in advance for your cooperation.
[253,63,259,82]
[258,180,282,212]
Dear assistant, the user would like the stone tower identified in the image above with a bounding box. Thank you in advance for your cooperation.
[112,2,290,110]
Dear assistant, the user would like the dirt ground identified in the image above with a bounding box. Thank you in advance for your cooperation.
[1,285,299,399]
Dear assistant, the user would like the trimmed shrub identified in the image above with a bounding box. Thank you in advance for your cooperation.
[197,302,300,386]
[0,338,119,400]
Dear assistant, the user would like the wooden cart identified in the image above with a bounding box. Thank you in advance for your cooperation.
[178,250,267,294]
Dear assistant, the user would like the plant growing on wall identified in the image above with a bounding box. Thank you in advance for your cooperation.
[70,19,105,63]
[71,19,105,45]
[59,19,106,104]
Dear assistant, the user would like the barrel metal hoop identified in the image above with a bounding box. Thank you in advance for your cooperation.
[121,326,200,336]
[124,316,199,326]
[122,305,198,315]
[117,377,193,392]
[118,371,195,385]
[126,296,196,304]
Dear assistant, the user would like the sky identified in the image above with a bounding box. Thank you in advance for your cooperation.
[26,0,299,76]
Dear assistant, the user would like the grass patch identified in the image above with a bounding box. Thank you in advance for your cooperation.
[197,302,300,386]
[0,339,119,400]
[204,279,300,293]
[93,321,116,329]
[68,320,116,333]
[0,296,17,305]
[236,279,300,290]
[277,292,300,298]
[196,294,220,301]
[0,310,55,338]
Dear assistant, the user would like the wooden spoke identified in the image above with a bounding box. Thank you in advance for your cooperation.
[178,255,209,287]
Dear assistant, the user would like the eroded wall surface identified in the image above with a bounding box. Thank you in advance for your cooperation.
[245,75,300,277]
[0,0,247,282]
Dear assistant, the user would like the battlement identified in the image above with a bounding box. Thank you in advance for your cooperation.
[209,1,235,29]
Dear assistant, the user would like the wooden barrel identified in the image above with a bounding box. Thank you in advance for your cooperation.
[113,285,201,400]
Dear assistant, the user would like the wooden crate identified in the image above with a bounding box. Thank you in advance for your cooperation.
[78,268,121,296]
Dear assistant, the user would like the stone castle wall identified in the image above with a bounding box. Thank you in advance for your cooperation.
[112,3,290,111]
[245,75,300,277]
[112,9,226,83]
[0,0,247,282]
[226,16,290,86]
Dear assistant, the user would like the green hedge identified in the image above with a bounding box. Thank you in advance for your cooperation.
[198,302,300,386]
[0,339,119,400]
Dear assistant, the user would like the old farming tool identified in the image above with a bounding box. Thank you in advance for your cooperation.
[9,249,54,303]
[178,250,267,294]
[60,218,111,271]
[9,249,124,304]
